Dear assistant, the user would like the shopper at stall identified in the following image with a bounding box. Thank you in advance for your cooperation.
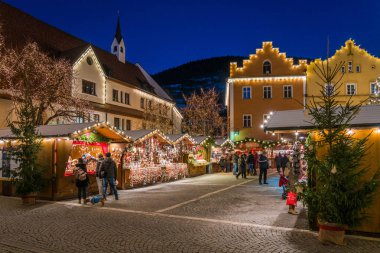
[232,152,239,175]
[74,158,89,204]
[280,153,289,174]
[247,151,256,176]
[258,152,269,185]
[100,152,119,200]
[275,153,282,173]
[95,154,104,195]
[219,156,226,172]
[236,154,247,179]
[226,153,232,172]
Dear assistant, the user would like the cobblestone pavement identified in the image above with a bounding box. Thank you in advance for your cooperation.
[1,172,380,253]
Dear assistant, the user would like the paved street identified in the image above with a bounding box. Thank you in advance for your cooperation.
[1,172,380,253]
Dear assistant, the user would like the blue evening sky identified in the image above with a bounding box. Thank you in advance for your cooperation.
[4,0,380,74]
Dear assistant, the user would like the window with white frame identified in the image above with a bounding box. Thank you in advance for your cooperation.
[356,65,361,73]
[263,86,272,99]
[348,61,353,72]
[242,86,251,99]
[346,83,356,95]
[243,114,252,128]
[370,82,379,95]
[283,85,293,98]
[324,84,335,96]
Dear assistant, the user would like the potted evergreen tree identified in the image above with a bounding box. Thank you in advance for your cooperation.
[303,59,380,245]
[9,99,45,205]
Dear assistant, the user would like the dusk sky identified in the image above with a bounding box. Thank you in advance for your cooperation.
[4,0,380,74]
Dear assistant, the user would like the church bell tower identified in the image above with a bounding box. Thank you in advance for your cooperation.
[111,16,125,63]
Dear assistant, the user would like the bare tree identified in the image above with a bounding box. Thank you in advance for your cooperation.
[0,39,90,126]
[182,88,224,136]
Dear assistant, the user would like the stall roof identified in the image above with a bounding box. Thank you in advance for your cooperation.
[167,133,195,145]
[215,138,234,147]
[124,129,172,144]
[192,136,211,145]
[266,104,380,132]
[0,122,132,142]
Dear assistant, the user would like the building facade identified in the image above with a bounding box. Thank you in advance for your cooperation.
[307,39,380,106]
[0,3,182,134]
[226,42,307,141]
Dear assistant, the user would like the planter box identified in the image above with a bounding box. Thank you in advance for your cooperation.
[318,221,347,245]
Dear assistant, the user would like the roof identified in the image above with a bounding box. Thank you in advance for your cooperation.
[0,122,131,142]
[124,129,172,144]
[192,136,211,145]
[265,104,380,131]
[215,138,233,147]
[137,64,173,101]
[167,133,195,145]
[0,2,171,102]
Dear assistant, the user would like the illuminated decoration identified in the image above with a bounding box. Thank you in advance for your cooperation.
[234,137,281,149]
[72,46,107,104]
[132,129,173,145]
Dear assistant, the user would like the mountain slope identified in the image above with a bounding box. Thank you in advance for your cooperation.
[152,56,245,107]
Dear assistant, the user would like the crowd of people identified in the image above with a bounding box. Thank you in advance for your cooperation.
[73,152,119,206]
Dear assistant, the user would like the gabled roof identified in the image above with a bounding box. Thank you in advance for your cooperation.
[167,133,195,145]
[0,2,171,102]
[265,104,380,132]
[192,136,211,145]
[0,122,132,142]
[124,129,172,144]
[215,138,234,147]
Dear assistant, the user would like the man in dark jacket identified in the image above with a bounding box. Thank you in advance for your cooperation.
[275,153,282,173]
[247,152,256,176]
[280,154,289,174]
[258,152,269,185]
[236,154,247,179]
[100,152,119,200]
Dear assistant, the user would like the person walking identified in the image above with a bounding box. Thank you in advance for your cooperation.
[74,158,89,204]
[281,153,289,174]
[275,153,282,173]
[95,154,104,195]
[232,152,239,175]
[100,152,119,200]
[236,154,247,179]
[258,152,269,184]
[247,151,256,176]
[219,156,226,172]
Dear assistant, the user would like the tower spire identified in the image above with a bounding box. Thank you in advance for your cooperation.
[114,15,123,43]
[111,14,126,63]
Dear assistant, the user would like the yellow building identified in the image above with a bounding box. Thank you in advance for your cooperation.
[307,39,380,105]
[227,42,308,141]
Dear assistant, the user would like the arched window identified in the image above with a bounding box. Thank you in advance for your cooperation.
[120,46,124,53]
[263,61,271,74]
[113,46,117,52]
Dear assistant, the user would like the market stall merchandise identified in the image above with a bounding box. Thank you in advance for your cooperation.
[122,129,188,188]
[211,138,234,173]
[167,133,196,163]
[187,136,213,176]
[0,122,131,199]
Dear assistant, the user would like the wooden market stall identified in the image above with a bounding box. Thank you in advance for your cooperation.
[0,122,131,200]
[265,105,380,234]
[167,133,196,163]
[187,136,212,177]
[211,138,234,173]
[121,129,188,188]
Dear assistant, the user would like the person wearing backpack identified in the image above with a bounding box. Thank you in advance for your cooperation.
[100,152,119,200]
[74,157,89,204]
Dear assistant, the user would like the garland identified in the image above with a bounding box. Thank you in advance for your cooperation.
[234,137,281,149]
[78,132,110,143]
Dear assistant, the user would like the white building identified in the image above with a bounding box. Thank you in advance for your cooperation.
[0,3,182,134]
